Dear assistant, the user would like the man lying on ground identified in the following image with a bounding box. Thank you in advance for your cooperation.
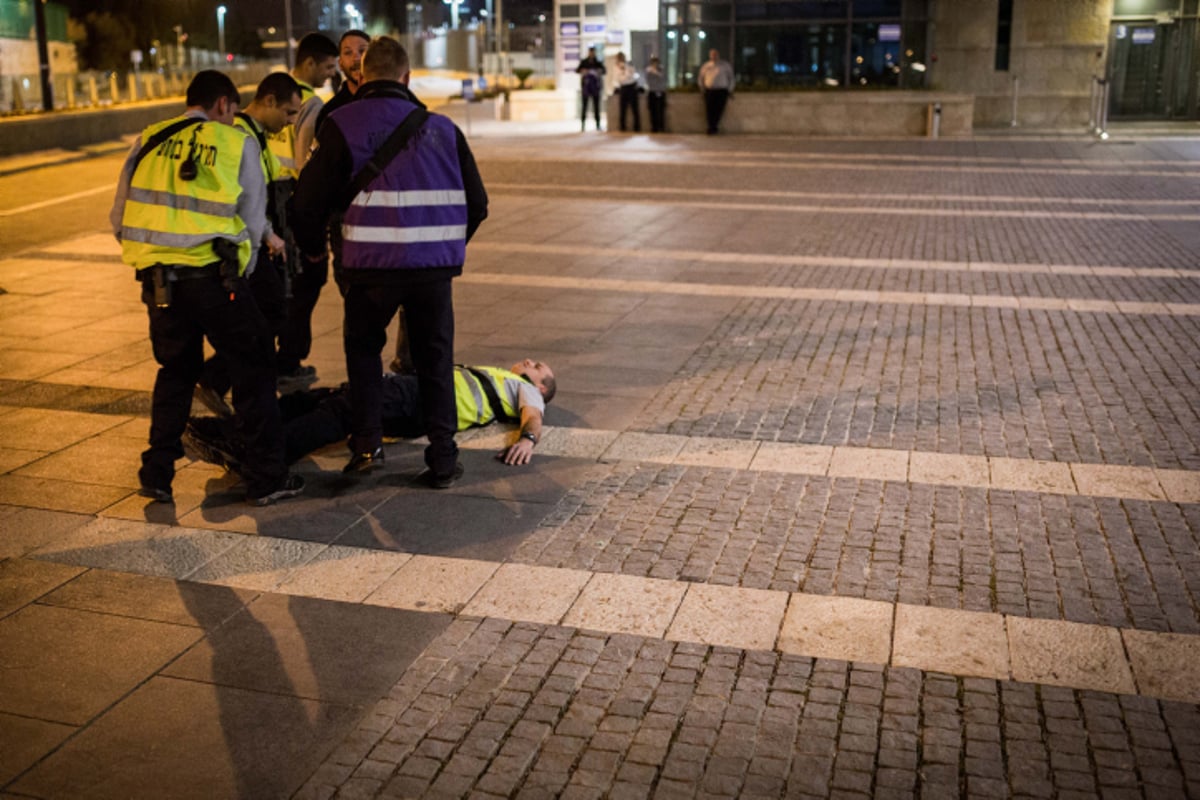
[184,359,556,483]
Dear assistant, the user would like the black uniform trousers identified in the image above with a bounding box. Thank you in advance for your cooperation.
[277,248,328,373]
[703,88,730,134]
[140,272,286,498]
[198,248,287,395]
[274,374,424,463]
[342,279,458,477]
[618,84,641,132]
[581,91,602,129]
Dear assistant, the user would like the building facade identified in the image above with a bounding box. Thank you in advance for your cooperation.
[552,0,1200,128]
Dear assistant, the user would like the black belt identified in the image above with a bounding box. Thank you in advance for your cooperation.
[136,263,221,282]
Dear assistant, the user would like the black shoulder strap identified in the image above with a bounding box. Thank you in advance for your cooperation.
[132,118,203,176]
[346,108,430,204]
[236,111,269,154]
[464,366,518,424]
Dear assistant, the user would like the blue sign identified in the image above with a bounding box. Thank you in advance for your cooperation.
[1131,28,1156,44]
[461,78,475,100]
[878,24,900,42]
[583,23,606,34]
[560,22,580,37]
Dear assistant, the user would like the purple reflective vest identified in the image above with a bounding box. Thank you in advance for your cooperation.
[328,97,468,270]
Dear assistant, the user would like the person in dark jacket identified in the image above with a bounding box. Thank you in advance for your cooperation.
[576,46,606,131]
[291,35,488,488]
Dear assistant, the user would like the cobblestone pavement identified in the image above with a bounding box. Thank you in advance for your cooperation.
[301,619,1200,800]
[0,128,1198,798]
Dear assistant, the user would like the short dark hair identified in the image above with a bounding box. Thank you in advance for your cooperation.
[362,36,409,80]
[340,29,369,47]
[296,32,337,64]
[186,70,240,110]
[541,374,557,404]
[255,71,302,103]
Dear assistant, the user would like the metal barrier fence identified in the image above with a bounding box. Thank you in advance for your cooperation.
[1,59,279,115]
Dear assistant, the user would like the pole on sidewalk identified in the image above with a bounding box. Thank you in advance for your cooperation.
[1010,75,1019,127]
[33,0,54,111]
[1096,79,1110,140]
[284,0,295,70]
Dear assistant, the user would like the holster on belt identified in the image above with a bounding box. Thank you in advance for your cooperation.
[150,264,171,308]
[212,238,240,299]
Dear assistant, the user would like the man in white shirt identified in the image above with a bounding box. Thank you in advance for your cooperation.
[613,51,642,132]
[697,48,734,135]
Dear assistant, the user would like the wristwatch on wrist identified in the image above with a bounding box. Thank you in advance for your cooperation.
[520,431,538,445]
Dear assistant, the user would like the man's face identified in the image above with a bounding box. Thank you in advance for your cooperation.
[514,359,554,395]
[709,49,719,63]
[262,91,302,134]
[296,55,336,89]
[313,55,338,86]
[340,36,370,88]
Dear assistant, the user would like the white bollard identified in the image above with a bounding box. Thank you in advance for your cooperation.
[927,102,941,138]
[1010,75,1019,127]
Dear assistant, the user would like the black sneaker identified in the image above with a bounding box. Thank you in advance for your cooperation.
[418,462,464,490]
[193,383,233,418]
[343,447,385,474]
[277,366,318,395]
[183,420,245,475]
[138,485,174,503]
[246,473,305,506]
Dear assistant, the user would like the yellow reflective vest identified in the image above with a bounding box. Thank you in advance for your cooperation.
[265,81,315,178]
[234,112,284,184]
[455,366,524,429]
[120,114,254,275]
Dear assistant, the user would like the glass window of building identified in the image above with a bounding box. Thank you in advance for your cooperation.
[659,0,929,90]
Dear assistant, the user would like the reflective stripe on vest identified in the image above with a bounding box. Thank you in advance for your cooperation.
[454,366,521,429]
[120,115,253,274]
[344,189,467,244]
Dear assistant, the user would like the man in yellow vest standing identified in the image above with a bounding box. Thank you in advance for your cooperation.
[272,32,339,391]
[110,70,304,506]
[266,32,338,178]
[195,72,305,418]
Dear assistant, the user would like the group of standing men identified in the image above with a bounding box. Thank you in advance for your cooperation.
[111,30,492,505]
[575,47,734,135]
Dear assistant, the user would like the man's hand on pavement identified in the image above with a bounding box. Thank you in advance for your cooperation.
[497,438,534,466]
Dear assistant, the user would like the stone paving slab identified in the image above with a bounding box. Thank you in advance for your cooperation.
[18,517,1198,707]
